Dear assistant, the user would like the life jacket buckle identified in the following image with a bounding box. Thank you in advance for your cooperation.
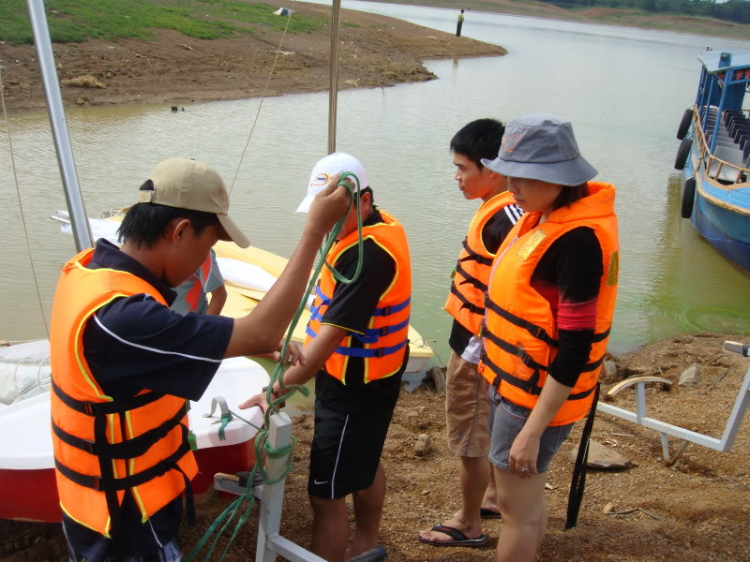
[91,476,104,492]
[520,353,535,368]
[83,439,96,454]
[83,402,95,416]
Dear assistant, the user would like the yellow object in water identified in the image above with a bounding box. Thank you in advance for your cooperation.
[213,241,433,373]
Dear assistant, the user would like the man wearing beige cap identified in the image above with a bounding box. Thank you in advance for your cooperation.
[49,157,349,562]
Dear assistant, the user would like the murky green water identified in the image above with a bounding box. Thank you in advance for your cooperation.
[2,4,750,367]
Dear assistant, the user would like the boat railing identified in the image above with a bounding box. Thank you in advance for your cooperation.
[692,107,750,188]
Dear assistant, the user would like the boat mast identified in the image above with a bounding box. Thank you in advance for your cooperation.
[328,0,341,154]
[26,0,93,252]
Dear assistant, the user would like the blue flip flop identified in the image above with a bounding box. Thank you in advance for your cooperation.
[346,545,387,562]
[418,524,488,547]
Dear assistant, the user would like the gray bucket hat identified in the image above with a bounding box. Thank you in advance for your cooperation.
[481,114,597,186]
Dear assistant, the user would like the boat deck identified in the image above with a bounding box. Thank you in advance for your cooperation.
[692,105,750,212]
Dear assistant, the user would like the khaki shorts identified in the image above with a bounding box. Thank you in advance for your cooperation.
[445,350,491,457]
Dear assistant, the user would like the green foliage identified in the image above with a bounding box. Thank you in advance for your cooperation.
[541,0,750,25]
[0,0,327,45]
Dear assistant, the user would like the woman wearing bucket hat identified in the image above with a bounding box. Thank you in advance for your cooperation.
[478,114,619,561]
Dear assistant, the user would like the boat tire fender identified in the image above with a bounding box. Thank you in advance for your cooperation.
[674,137,692,170]
[677,108,694,140]
[681,177,696,219]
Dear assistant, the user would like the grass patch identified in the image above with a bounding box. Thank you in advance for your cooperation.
[0,0,327,45]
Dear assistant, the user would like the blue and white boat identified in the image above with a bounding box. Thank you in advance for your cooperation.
[674,50,750,275]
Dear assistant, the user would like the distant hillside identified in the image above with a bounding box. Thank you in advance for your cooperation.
[371,0,750,39]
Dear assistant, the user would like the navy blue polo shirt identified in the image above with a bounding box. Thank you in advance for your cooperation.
[62,239,234,561]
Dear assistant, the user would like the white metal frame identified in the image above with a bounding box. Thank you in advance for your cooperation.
[597,343,750,461]
[255,413,326,562]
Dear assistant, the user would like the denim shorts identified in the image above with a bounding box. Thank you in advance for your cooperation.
[487,386,573,473]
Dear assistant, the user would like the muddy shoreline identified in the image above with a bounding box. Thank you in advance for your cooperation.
[0,2,505,113]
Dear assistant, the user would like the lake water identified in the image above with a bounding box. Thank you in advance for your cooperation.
[2,2,750,366]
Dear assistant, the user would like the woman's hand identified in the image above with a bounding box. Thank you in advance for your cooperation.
[508,427,540,479]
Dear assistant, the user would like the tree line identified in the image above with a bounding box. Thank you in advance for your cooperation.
[544,0,750,25]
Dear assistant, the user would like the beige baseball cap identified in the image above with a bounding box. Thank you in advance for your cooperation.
[137,157,250,248]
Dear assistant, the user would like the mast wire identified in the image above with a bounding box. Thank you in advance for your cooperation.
[228,6,295,196]
[0,66,51,339]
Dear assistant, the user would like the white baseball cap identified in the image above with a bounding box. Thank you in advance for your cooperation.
[296,152,368,213]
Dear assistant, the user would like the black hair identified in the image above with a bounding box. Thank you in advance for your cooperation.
[118,181,220,248]
[552,183,589,210]
[360,186,374,203]
[450,118,505,170]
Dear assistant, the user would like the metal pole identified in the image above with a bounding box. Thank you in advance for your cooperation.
[327,0,341,154]
[26,0,93,252]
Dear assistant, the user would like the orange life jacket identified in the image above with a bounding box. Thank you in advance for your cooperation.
[183,254,213,313]
[50,248,198,537]
[444,192,519,336]
[481,182,619,426]
[305,210,411,384]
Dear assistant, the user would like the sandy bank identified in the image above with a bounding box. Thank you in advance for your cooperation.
[0,2,505,113]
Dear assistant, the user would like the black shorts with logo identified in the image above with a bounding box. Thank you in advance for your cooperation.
[308,395,398,499]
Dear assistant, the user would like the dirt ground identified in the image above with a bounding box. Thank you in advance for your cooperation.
[1,332,749,561]
[0,2,505,113]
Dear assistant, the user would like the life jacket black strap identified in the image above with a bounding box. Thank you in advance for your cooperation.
[55,434,193,492]
[482,353,542,396]
[483,328,548,373]
[51,379,165,416]
[460,239,493,266]
[455,261,488,293]
[565,383,600,530]
[52,402,189,459]
[583,355,605,374]
[567,384,597,401]
[482,345,597,402]
[591,327,611,343]
[449,284,484,316]
[173,424,196,527]
[484,300,559,348]
[175,462,196,526]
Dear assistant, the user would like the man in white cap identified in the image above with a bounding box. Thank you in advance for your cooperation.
[49,157,349,562]
[243,152,412,562]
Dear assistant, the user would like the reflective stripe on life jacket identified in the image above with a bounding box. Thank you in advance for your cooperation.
[444,192,520,336]
[480,182,619,426]
[50,248,198,537]
[304,209,412,384]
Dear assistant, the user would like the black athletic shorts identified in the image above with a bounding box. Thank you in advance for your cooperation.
[308,397,397,499]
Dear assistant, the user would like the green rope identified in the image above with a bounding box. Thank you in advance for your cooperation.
[186,171,366,562]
